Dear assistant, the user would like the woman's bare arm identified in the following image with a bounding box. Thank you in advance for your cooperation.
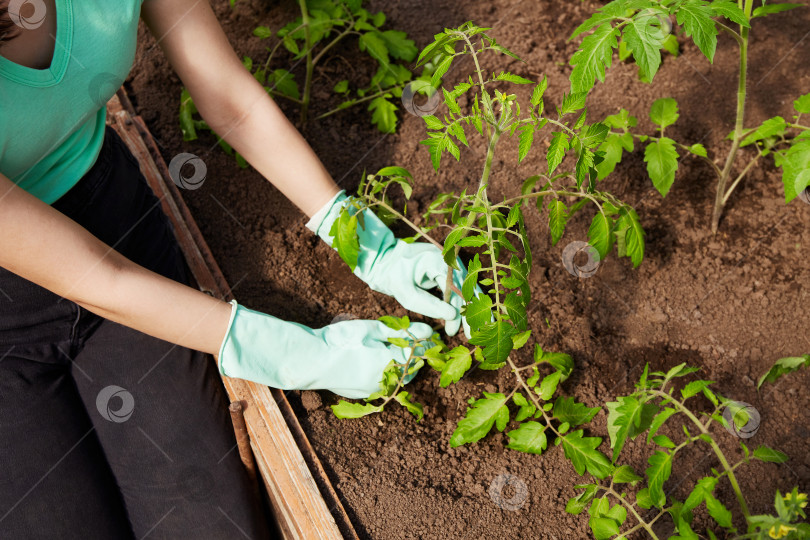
[141,0,341,218]
[0,174,232,356]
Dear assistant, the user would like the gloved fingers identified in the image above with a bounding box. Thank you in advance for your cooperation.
[394,287,458,322]
[444,292,463,337]
[365,320,434,344]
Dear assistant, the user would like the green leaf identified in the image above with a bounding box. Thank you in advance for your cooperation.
[464,295,494,333]
[740,116,787,147]
[612,464,643,484]
[569,23,620,93]
[538,371,562,401]
[562,430,614,479]
[518,123,535,162]
[493,71,534,84]
[179,88,199,141]
[596,133,633,179]
[506,421,548,454]
[440,346,473,387]
[710,1,751,26]
[394,391,424,421]
[329,210,360,270]
[587,212,613,259]
[752,2,803,18]
[331,401,383,418]
[794,92,810,114]
[758,355,810,388]
[469,321,517,365]
[704,494,732,528]
[677,0,719,62]
[689,143,708,157]
[379,315,410,331]
[560,92,588,115]
[378,29,418,61]
[513,392,536,422]
[548,199,569,246]
[589,517,619,540]
[661,34,680,57]
[503,292,528,331]
[358,31,390,65]
[333,79,350,94]
[615,207,645,268]
[387,337,410,348]
[777,139,810,202]
[253,26,273,39]
[368,96,398,133]
[553,396,600,426]
[566,484,598,514]
[606,396,658,461]
[652,434,676,448]
[649,97,680,129]
[531,76,548,106]
[547,132,570,175]
[646,450,673,508]
[681,379,714,399]
[622,16,663,81]
[752,445,789,463]
[636,488,653,509]
[645,137,680,197]
[449,392,509,446]
[542,351,574,380]
[511,330,531,349]
[648,407,677,442]
[268,69,300,100]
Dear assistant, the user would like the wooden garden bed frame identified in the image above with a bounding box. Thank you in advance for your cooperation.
[107,90,359,540]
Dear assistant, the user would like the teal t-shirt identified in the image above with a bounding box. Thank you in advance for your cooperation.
[0,0,144,204]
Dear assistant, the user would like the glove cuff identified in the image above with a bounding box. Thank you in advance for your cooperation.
[305,190,347,240]
[217,299,240,375]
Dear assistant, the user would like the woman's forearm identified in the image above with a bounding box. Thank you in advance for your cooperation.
[199,75,341,218]
[140,0,340,219]
[0,175,232,358]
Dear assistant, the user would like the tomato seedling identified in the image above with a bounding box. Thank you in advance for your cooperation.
[329,23,643,452]
[569,0,810,232]
[566,361,808,539]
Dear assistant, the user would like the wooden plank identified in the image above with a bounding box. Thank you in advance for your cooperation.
[106,92,358,540]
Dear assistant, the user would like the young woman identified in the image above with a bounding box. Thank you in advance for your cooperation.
[0,0,468,538]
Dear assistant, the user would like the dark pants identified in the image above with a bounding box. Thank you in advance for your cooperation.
[0,127,271,539]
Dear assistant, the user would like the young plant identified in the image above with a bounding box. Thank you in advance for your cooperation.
[331,315,436,421]
[327,23,643,466]
[566,362,807,539]
[179,0,429,166]
[569,0,810,232]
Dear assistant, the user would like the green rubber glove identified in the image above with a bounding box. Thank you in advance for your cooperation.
[306,190,472,338]
[217,300,433,399]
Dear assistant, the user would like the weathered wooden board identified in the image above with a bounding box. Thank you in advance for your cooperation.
[106,91,358,540]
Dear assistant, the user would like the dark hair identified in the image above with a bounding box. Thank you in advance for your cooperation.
[0,1,18,45]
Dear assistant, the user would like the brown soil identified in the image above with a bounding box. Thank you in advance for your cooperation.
[129,0,810,538]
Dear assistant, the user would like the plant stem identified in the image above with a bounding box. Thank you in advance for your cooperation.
[298,0,314,125]
[712,0,753,233]
[315,86,398,121]
[650,390,751,524]
[603,486,662,540]
[722,153,761,205]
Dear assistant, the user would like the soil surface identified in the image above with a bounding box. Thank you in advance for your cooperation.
[129,0,810,538]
